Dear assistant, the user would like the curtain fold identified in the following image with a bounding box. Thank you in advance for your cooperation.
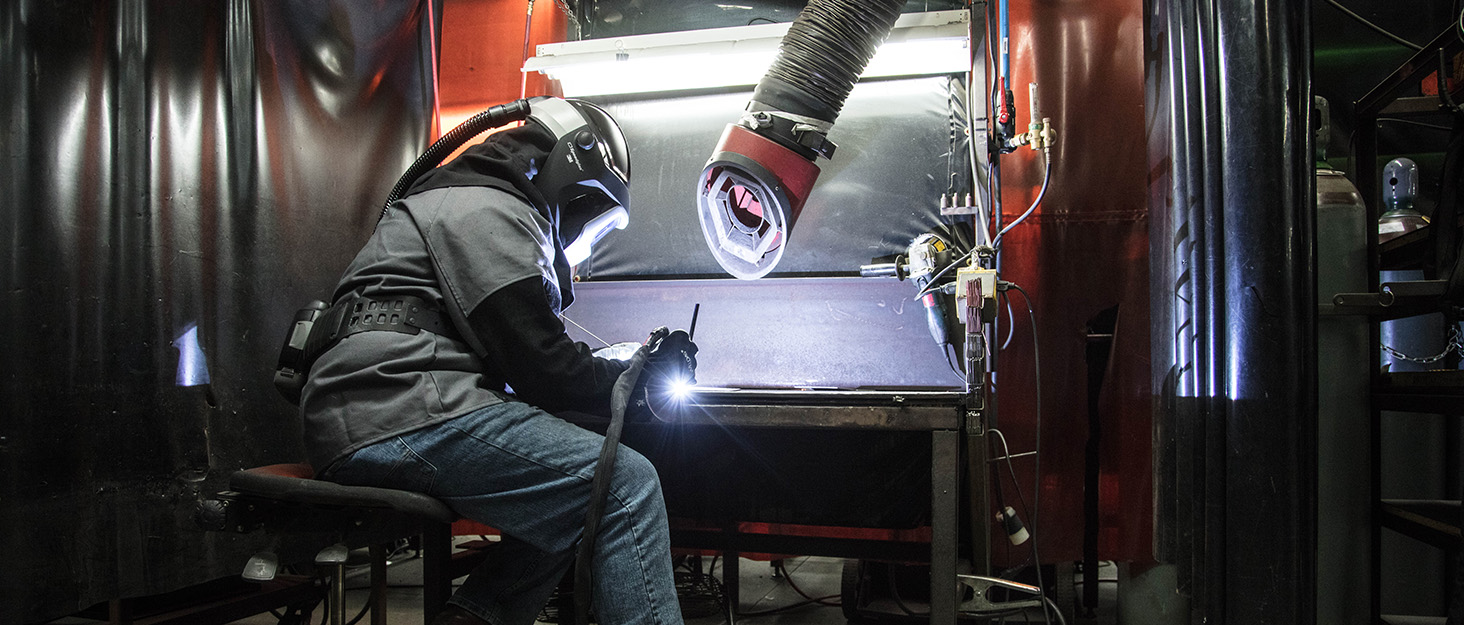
[0,1,440,621]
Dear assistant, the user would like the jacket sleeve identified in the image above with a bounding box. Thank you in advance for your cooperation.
[466,275,631,415]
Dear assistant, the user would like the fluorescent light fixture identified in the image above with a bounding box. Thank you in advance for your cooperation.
[524,10,970,97]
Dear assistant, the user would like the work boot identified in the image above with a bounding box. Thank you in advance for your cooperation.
[431,604,491,625]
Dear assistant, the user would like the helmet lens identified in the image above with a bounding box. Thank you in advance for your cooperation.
[563,205,629,265]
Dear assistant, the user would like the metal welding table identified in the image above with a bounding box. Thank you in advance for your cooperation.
[596,388,970,625]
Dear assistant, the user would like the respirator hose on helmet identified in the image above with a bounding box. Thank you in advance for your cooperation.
[378,98,533,224]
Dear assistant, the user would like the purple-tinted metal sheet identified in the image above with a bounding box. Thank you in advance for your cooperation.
[562,277,966,389]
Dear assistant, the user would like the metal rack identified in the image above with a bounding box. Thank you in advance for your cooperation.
[1350,25,1464,624]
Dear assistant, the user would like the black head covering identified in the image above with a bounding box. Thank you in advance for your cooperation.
[401,124,579,308]
[404,124,556,215]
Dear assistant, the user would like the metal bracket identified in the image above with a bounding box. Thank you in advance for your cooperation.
[965,408,984,434]
[793,124,837,159]
[939,191,983,216]
[1332,279,1448,319]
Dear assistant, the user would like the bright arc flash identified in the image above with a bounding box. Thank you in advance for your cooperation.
[668,379,695,401]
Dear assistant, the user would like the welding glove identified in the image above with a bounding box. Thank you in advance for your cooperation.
[593,341,642,361]
[643,328,698,387]
[628,327,698,421]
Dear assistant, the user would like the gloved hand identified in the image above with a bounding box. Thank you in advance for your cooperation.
[643,327,698,388]
[592,341,642,361]
[628,327,698,421]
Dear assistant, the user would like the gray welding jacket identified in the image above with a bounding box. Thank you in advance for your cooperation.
[301,185,565,474]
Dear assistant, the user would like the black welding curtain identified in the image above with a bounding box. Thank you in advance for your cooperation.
[0,1,439,621]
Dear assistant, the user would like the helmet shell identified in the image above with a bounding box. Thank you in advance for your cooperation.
[527,97,630,253]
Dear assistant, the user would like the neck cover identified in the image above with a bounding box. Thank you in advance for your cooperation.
[401,124,578,308]
[404,124,556,216]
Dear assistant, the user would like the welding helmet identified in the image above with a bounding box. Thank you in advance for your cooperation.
[526,97,631,265]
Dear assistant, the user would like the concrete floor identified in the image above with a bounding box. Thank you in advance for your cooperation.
[222,550,864,625]
[47,539,1117,625]
[218,545,1116,625]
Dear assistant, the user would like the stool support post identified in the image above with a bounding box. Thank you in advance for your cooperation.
[423,522,454,620]
[370,543,389,625]
[329,562,346,625]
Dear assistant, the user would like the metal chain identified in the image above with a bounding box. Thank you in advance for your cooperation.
[1381,325,1464,364]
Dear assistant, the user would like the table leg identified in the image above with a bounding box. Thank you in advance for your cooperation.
[723,550,740,624]
[931,429,960,625]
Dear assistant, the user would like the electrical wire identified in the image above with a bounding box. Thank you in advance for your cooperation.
[560,313,612,347]
[737,597,841,617]
[912,249,976,299]
[988,423,1012,567]
[1436,47,1464,114]
[990,429,1033,532]
[887,572,929,617]
[1001,280,1049,625]
[721,559,843,618]
[993,149,1052,248]
[775,560,841,606]
[1042,596,1069,625]
[990,426,1041,612]
[945,342,968,379]
[1323,0,1423,50]
[1379,116,1456,132]
[1000,290,1016,350]
[344,585,374,625]
[962,0,992,244]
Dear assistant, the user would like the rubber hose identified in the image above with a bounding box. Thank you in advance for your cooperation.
[751,0,903,123]
[574,327,667,625]
[377,98,532,223]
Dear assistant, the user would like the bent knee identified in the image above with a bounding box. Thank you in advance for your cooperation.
[610,446,664,504]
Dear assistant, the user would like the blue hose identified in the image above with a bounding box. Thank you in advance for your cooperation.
[999,0,1010,83]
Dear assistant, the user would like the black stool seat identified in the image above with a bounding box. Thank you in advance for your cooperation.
[230,463,455,523]
[198,462,470,623]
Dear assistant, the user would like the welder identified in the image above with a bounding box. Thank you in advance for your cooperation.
[294,97,696,625]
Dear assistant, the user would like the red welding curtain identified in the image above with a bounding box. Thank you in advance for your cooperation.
[991,0,1152,566]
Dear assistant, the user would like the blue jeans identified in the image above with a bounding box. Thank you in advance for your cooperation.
[326,401,683,625]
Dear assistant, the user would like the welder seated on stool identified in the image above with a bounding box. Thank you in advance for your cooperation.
[296,99,697,625]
